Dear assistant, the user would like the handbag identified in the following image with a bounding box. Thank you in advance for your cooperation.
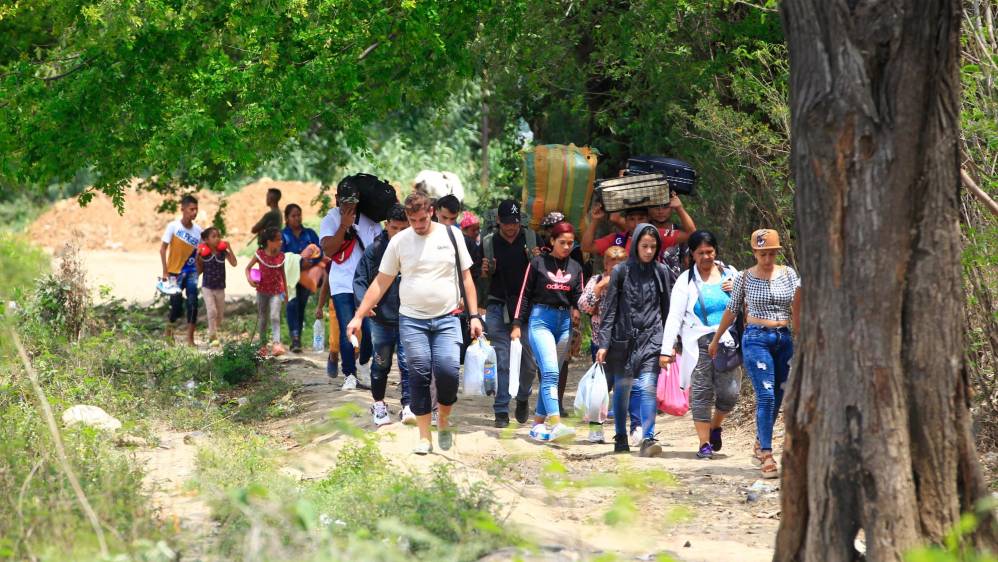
[604,268,633,370]
[693,267,742,372]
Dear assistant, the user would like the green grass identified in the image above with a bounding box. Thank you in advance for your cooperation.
[194,435,520,562]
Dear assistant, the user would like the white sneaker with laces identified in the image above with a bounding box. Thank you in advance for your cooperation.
[549,423,575,443]
[587,426,605,443]
[400,405,416,425]
[371,401,391,426]
[529,424,551,442]
[341,375,358,390]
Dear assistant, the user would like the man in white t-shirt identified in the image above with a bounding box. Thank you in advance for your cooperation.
[320,178,383,390]
[348,191,483,455]
[159,195,202,345]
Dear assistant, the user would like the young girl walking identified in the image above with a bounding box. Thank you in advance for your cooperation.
[511,222,584,443]
[196,227,237,345]
[246,227,289,355]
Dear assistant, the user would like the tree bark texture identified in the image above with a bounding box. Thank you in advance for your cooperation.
[777,1,995,561]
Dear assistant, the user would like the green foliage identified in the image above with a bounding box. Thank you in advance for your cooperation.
[904,497,998,562]
[196,437,517,561]
[212,340,261,386]
[0,232,49,306]
[0,395,168,560]
[0,0,497,203]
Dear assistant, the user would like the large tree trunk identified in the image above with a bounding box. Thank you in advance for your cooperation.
[776,1,995,561]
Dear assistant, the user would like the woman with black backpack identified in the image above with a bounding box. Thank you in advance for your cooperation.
[596,223,673,456]
[660,231,740,461]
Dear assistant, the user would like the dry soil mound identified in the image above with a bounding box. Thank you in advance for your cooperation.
[29,178,326,252]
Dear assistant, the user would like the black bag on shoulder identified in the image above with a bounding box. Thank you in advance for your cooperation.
[445,225,474,362]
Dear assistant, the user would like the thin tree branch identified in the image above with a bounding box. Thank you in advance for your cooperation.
[962,168,998,217]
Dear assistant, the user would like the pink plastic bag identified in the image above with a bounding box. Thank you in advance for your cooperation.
[657,355,690,416]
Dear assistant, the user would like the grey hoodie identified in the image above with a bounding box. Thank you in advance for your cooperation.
[597,223,673,377]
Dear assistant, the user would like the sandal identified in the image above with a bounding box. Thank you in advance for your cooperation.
[761,453,779,479]
[752,441,765,466]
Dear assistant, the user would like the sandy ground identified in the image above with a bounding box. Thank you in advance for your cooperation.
[79,250,257,305]
[135,346,779,561]
[92,249,780,560]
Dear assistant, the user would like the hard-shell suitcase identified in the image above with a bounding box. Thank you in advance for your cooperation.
[596,173,671,212]
[626,156,697,195]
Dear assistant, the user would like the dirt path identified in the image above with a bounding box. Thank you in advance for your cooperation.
[255,352,780,561]
[79,250,257,304]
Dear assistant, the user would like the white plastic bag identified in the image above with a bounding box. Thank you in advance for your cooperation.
[508,338,523,397]
[463,338,487,396]
[587,364,609,423]
[575,363,608,422]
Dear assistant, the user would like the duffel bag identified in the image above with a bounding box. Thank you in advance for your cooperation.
[522,144,598,231]
[626,156,697,195]
[341,173,398,222]
[596,173,671,213]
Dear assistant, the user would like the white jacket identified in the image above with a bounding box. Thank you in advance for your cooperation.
[661,265,737,389]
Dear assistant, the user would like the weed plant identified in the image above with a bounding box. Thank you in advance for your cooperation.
[195,436,518,562]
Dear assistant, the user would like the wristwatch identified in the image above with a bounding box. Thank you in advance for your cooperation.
[468,314,483,322]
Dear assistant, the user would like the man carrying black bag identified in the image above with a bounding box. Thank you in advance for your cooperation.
[480,200,540,428]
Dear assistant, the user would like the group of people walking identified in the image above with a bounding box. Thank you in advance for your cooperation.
[158,176,800,478]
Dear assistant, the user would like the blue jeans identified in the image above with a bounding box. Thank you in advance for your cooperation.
[285,283,312,338]
[169,271,198,323]
[742,325,794,451]
[613,372,658,441]
[486,303,538,414]
[526,305,571,419]
[332,292,372,376]
[398,314,462,416]
[370,321,410,406]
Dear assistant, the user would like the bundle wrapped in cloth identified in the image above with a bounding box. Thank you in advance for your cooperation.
[521,144,598,231]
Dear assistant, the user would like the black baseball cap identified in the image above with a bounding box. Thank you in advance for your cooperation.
[497,199,522,225]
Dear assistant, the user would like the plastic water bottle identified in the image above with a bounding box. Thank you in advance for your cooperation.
[312,319,325,352]
[483,340,497,396]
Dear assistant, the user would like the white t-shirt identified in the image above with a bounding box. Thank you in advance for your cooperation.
[161,220,202,275]
[319,209,383,296]
[379,223,473,320]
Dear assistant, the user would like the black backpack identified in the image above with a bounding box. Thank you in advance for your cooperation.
[342,173,398,223]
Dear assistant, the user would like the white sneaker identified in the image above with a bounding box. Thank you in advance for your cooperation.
[341,375,358,390]
[587,426,605,443]
[529,424,551,442]
[630,427,643,447]
[371,401,391,426]
[431,410,439,427]
[400,405,417,425]
[549,423,575,443]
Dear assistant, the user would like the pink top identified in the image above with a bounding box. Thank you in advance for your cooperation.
[256,250,286,295]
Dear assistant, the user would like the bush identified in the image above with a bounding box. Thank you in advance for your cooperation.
[26,244,88,340]
[197,437,516,562]
[0,232,49,310]
[212,340,262,386]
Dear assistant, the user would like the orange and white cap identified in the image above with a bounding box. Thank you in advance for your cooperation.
[750,229,782,250]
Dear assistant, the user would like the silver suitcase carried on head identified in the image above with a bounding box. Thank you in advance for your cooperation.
[596,173,671,213]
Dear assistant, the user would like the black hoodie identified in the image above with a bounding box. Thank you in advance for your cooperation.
[512,253,584,327]
[598,223,672,377]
